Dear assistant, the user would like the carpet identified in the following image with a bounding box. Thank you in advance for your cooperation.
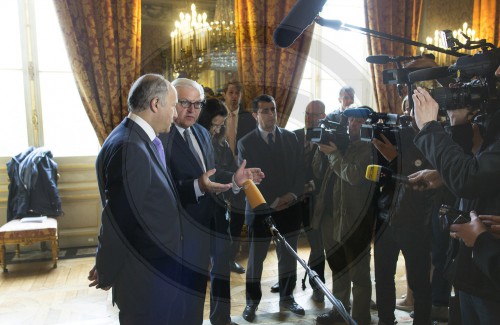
[4,245,96,265]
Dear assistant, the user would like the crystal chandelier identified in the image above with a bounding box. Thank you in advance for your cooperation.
[170,1,237,80]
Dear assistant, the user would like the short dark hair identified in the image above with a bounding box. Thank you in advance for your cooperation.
[223,80,243,93]
[252,94,276,113]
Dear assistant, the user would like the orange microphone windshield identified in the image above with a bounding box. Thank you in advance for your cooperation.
[242,179,267,210]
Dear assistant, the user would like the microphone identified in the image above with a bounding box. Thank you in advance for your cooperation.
[407,66,453,83]
[273,0,327,48]
[366,55,430,64]
[242,179,278,236]
[342,107,373,119]
[365,164,409,184]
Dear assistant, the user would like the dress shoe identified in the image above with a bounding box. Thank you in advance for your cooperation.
[242,305,257,322]
[316,309,344,325]
[312,289,325,303]
[395,297,413,311]
[270,282,279,293]
[229,261,245,274]
[279,299,305,316]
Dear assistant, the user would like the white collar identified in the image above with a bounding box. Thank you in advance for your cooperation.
[128,113,156,141]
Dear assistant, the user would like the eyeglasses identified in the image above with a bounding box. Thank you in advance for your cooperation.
[258,107,276,115]
[177,100,205,109]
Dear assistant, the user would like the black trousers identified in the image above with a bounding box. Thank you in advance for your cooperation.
[209,205,233,325]
[245,206,302,305]
[374,222,432,325]
[301,195,326,288]
[228,210,245,261]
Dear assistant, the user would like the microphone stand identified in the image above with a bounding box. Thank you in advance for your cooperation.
[264,216,357,325]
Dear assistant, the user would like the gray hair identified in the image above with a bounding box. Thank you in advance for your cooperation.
[172,78,205,100]
[128,74,169,113]
[339,86,355,99]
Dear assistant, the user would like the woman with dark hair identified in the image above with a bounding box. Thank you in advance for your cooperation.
[198,97,240,325]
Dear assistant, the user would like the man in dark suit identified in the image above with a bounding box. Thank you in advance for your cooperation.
[238,94,305,322]
[294,100,327,302]
[222,80,256,274]
[88,74,187,324]
[269,100,328,300]
[160,78,264,325]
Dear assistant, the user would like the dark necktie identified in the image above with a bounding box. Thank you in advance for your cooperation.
[152,137,166,169]
[267,133,275,149]
[184,128,204,170]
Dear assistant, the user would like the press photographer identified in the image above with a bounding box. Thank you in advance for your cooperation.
[311,107,376,325]
[411,50,500,323]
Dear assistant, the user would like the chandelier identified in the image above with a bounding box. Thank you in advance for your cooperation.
[170,1,237,80]
[420,22,478,66]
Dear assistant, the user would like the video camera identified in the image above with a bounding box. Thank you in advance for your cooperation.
[408,37,500,115]
[306,119,349,153]
[353,110,412,143]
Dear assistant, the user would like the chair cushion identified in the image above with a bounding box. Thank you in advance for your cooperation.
[0,218,57,241]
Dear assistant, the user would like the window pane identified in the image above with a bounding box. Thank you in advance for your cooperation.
[0,71,29,157]
[39,72,100,157]
[320,0,368,68]
[34,0,71,72]
[0,0,22,69]
[320,78,343,111]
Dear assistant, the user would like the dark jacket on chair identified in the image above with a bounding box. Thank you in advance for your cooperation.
[6,147,62,221]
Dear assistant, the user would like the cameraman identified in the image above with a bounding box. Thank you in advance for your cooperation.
[312,107,376,325]
[412,77,500,324]
[371,98,435,325]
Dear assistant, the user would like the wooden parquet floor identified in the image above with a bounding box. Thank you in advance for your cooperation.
[0,237,413,324]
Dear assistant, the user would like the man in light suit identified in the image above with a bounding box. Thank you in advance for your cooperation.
[160,78,264,325]
[88,74,187,324]
[238,94,305,322]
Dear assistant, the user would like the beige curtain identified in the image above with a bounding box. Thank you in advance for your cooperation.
[365,0,423,113]
[53,0,142,144]
[235,0,314,126]
[473,0,500,47]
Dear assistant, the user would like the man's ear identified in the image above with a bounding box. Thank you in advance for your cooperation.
[150,97,159,112]
[252,112,258,121]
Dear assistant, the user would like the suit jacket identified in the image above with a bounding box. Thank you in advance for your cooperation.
[160,123,232,225]
[95,117,185,320]
[293,128,327,198]
[238,127,302,227]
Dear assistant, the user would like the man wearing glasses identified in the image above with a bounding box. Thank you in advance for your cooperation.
[238,94,305,322]
[159,78,264,325]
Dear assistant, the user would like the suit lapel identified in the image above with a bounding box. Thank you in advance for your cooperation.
[127,118,179,198]
[190,126,206,167]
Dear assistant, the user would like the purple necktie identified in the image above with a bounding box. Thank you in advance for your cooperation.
[152,137,166,169]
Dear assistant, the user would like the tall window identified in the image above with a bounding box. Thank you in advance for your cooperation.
[0,0,99,158]
[286,0,374,130]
